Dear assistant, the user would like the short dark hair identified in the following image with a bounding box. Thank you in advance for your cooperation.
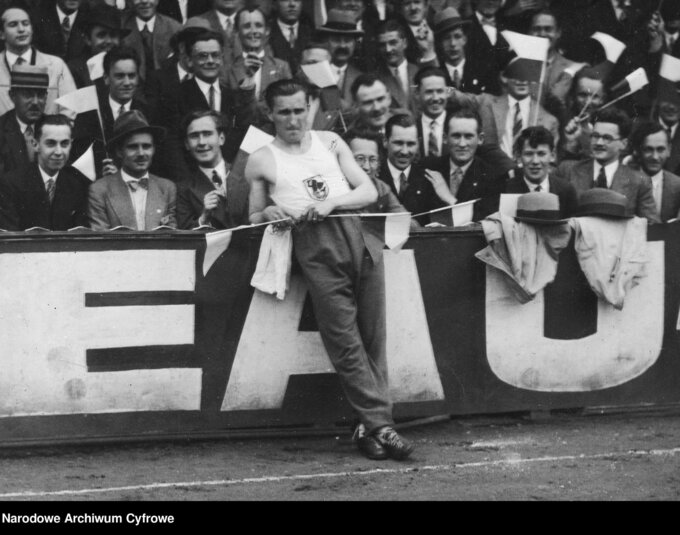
[592,107,632,139]
[235,7,269,30]
[377,18,407,39]
[34,114,73,141]
[350,73,386,100]
[103,46,139,75]
[343,127,382,148]
[444,107,483,134]
[514,126,555,154]
[414,66,447,87]
[181,109,225,138]
[385,112,416,139]
[0,1,32,28]
[531,8,560,29]
[630,120,670,156]
[264,78,309,109]
[185,29,224,55]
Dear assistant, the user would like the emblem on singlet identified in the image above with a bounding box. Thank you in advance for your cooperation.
[303,175,329,201]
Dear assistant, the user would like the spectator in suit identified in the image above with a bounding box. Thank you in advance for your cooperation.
[121,0,182,81]
[158,0,211,24]
[465,0,512,78]
[31,0,90,63]
[0,4,77,117]
[185,0,246,63]
[66,3,131,88]
[396,0,437,66]
[88,109,176,230]
[269,0,312,74]
[0,114,91,231]
[660,2,680,58]
[655,95,680,175]
[414,66,448,159]
[378,112,443,224]
[71,45,147,178]
[375,18,418,112]
[432,6,500,95]
[629,121,680,223]
[347,72,395,137]
[505,125,578,218]
[557,107,660,223]
[177,109,249,229]
[424,106,506,221]
[0,65,48,177]
[318,9,365,106]
[226,7,291,110]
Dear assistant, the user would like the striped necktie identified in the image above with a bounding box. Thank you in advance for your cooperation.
[428,120,439,158]
[45,178,56,204]
[399,171,408,196]
[512,102,523,144]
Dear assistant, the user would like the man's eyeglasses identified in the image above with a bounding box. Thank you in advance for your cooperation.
[590,133,621,144]
[193,52,221,62]
[354,156,379,165]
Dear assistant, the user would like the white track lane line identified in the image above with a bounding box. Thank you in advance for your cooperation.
[1,447,679,498]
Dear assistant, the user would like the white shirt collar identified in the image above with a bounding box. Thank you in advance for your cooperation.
[121,169,150,183]
[6,49,31,66]
[109,96,131,117]
[660,118,678,138]
[524,176,549,192]
[423,111,445,127]
[38,164,59,184]
[16,116,29,134]
[446,58,465,72]
[136,15,156,32]
[242,50,265,59]
[594,159,620,187]
[650,170,664,185]
[508,94,531,112]
[177,63,191,81]
[56,5,77,27]
[200,159,228,182]
[387,159,411,191]
[449,158,473,175]
[195,76,221,95]
[216,11,235,28]
[277,19,299,38]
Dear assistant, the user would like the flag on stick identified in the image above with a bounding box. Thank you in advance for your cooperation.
[359,213,412,252]
[603,68,649,109]
[54,85,99,114]
[659,54,680,106]
[203,228,234,275]
[591,32,626,64]
[72,144,96,181]
[501,31,549,84]
[87,52,106,81]
[428,199,478,227]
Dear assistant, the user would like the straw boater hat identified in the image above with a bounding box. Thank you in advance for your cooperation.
[433,7,471,36]
[514,192,568,226]
[573,188,633,219]
[108,110,166,150]
[84,4,131,37]
[316,9,364,36]
[10,65,49,90]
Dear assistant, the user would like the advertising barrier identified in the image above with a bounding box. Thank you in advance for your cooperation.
[0,223,678,446]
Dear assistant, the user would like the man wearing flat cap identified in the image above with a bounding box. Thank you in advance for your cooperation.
[87,109,177,230]
[0,114,91,231]
[0,65,49,176]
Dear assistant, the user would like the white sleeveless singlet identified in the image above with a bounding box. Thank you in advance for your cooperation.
[268,131,351,217]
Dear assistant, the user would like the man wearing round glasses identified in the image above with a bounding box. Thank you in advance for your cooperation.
[557,107,659,223]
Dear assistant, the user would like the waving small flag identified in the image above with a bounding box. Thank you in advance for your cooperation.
[659,54,680,106]
[591,32,626,64]
[428,199,479,227]
[301,60,337,88]
[72,144,96,181]
[608,68,649,102]
[87,52,106,81]
[501,31,549,84]
[55,85,99,114]
[203,228,234,275]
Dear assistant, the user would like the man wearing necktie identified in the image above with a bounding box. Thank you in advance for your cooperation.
[375,19,418,113]
[31,1,89,63]
[268,0,312,74]
[0,65,49,176]
[0,114,91,231]
[177,110,250,229]
[556,108,659,223]
[465,0,512,79]
[88,110,177,230]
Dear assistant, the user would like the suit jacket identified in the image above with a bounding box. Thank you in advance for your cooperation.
[337,62,364,109]
[440,58,502,96]
[465,13,513,76]
[176,165,250,230]
[0,110,32,177]
[668,127,680,176]
[0,50,77,118]
[377,160,439,225]
[121,12,182,79]
[157,0,211,23]
[226,53,292,105]
[556,159,660,223]
[425,155,506,221]
[504,172,579,218]
[0,164,90,231]
[87,171,177,231]
[376,61,418,113]
[31,2,90,62]
[268,17,313,75]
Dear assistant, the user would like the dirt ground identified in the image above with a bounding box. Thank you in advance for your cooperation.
[0,408,679,506]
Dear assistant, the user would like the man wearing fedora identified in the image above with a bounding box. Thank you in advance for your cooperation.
[628,121,680,223]
[0,4,77,117]
[557,107,660,223]
[0,65,49,177]
[31,0,91,63]
[318,9,365,108]
[0,114,91,231]
[505,126,578,218]
[66,3,132,88]
[432,6,501,96]
[88,109,176,230]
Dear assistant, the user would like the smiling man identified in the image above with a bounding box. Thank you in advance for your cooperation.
[88,109,176,231]
[375,19,418,112]
[0,114,91,231]
[348,73,394,137]
[247,79,414,462]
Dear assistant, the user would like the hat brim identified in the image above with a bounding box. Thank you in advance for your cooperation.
[514,216,570,226]
[9,84,50,90]
[573,209,633,219]
[317,27,364,36]
[434,19,472,35]
[108,125,167,149]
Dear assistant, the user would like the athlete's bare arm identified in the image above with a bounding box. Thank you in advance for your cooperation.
[246,147,289,224]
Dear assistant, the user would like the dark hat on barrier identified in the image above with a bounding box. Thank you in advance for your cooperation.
[515,192,568,225]
[10,65,49,90]
[573,188,633,219]
[317,9,364,36]
[433,7,471,36]
[108,110,166,149]
[85,5,131,37]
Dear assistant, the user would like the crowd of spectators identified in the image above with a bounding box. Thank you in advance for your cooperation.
[0,0,679,232]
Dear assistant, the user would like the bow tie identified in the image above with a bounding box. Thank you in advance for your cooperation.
[480,16,496,27]
[128,178,149,191]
